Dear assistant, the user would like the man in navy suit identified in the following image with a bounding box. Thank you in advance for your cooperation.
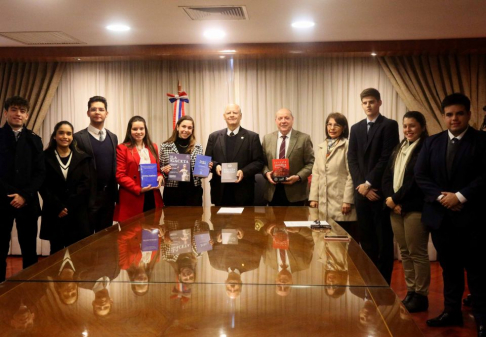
[415,93,486,334]
[348,88,399,284]
[205,104,264,206]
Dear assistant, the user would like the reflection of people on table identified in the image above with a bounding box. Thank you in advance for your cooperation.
[118,222,160,296]
[70,236,121,316]
[52,249,78,305]
[314,232,350,298]
[207,211,265,298]
[263,223,314,296]
[160,219,211,284]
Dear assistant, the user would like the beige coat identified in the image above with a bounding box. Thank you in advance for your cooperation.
[308,138,357,222]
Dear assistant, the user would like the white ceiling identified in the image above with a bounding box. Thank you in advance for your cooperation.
[1,0,485,47]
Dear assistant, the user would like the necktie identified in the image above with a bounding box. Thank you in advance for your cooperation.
[367,122,374,133]
[279,249,288,269]
[279,136,287,159]
[446,137,459,177]
[229,132,235,137]
[99,130,104,141]
[14,131,20,142]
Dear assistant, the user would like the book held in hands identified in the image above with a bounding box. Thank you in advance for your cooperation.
[140,163,158,188]
[221,162,238,183]
[169,229,192,254]
[272,158,290,182]
[168,153,191,182]
[194,232,212,253]
[194,155,211,178]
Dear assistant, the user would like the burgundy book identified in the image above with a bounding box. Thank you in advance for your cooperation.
[272,158,290,182]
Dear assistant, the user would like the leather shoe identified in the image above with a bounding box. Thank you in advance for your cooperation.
[426,312,463,327]
[405,293,428,313]
[402,291,415,305]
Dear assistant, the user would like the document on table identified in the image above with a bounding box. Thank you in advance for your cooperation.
[217,207,244,214]
[284,220,330,227]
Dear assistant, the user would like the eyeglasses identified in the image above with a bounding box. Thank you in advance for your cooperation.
[326,123,342,129]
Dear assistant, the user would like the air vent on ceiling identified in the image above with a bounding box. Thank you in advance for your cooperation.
[181,6,248,21]
[0,31,86,45]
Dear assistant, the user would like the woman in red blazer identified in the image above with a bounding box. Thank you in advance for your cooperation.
[114,116,164,222]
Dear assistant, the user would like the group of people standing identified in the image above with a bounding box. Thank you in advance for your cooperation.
[1,88,485,335]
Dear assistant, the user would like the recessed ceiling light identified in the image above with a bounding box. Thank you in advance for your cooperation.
[219,55,226,59]
[371,52,377,56]
[106,24,131,32]
[204,29,226,40]
[219,49,236,53]
[291,21,315,29]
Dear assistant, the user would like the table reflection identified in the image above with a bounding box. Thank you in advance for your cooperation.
[0,207,421,336]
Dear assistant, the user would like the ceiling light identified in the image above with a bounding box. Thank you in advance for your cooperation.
[291,21,315,29]
[371,52,377,56]
[106,24,131,32]
[204,29,226,40]
[219,55,226,59]
[219,50,236,53]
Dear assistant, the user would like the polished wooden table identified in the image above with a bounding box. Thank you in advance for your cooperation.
[0,207,422,336]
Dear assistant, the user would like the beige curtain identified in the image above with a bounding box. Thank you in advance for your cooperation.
[0,62,66,133]
[378,55,486,135]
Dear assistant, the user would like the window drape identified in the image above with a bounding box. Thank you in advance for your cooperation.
[378,55,486,134]
[0,62,66,133]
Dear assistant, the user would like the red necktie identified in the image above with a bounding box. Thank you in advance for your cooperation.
[279,249,288,269]
[279,136,286,159]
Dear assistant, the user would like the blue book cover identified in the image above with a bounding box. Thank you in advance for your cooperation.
[141,229,159,252]
[194,232,212,253]
[140,163,158,188]
[194,155,211,178]
[168,153,191,182]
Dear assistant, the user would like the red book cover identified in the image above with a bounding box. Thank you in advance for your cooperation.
[272,158,290,182]
[272,229,289,250]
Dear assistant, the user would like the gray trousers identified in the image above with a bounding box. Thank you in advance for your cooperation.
[390,212,430,296]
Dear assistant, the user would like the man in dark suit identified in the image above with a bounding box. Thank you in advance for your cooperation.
[415,93,486,334]
[262,108,314,206]
[74,96,118,232]
[0,96,45,283]
[348,88,399,284]
[205,103,264,206]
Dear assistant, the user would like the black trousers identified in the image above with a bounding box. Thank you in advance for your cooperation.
[0,203,39,282]
[89,190,116,233]
[355,196,394,284]
[431,217,486,317]
[268,184,306,206]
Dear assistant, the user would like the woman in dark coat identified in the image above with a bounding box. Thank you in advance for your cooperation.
[382,111,430,313]
[40,121,91,254]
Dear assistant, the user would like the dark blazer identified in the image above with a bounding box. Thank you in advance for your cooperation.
[0,123,45,214]
[39,148,91,244]
[415,127,486,229]
[205,127,264,205]
[348,114,399,196]
[73,128,118,205]
[382,140,425,214]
